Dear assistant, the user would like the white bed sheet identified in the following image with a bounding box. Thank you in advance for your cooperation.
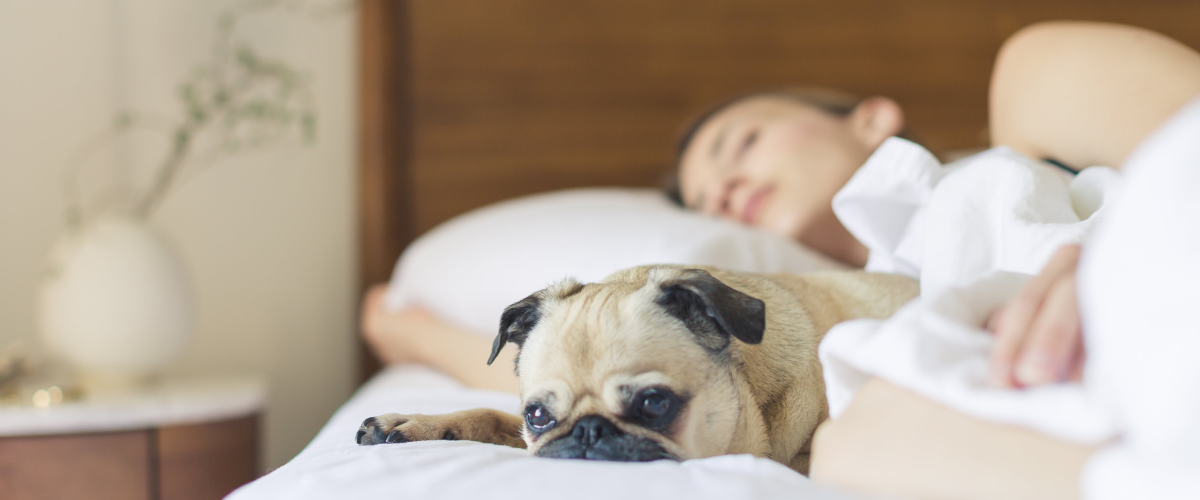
[228,365,872,500]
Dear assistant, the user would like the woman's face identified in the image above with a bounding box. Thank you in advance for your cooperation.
[678,96,901,249]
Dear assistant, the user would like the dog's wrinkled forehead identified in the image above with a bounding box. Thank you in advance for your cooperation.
[488,266,766,378]
[519,273,668,362]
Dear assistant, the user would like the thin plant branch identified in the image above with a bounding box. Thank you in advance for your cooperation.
[62,0,345,225]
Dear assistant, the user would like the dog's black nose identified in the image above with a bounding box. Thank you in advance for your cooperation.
[571,416,621,446]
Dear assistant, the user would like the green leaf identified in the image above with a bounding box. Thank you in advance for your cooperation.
[236,46,258,69]
[114,112,133,130]
[301,113,316,144]
[174,129,190,148]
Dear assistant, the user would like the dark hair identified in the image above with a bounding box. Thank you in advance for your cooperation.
[663,87,912,207]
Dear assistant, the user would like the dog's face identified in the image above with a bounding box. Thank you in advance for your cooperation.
[487,267,766,462]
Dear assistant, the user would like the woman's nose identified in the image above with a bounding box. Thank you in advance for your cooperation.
[705,174,742,218]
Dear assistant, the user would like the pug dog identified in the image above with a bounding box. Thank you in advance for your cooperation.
[356,265,917,474]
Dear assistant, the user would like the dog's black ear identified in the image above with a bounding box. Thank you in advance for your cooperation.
[489,294,542,365]
[656,270,765,351]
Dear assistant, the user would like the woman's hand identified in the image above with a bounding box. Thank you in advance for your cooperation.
[361,284,437,365]
[987,245,1085,387]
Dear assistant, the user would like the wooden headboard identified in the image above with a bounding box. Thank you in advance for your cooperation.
[357,0,1200,379]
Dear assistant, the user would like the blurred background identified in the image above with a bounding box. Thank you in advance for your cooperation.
[0,1,356,470]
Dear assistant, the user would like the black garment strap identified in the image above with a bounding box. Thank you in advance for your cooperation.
[1043,157,1079,175]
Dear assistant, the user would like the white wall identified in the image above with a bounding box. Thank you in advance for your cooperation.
[0,0,358,470]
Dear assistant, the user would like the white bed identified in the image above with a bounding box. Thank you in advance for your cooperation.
[228,366,870,500]
[323,4,1200,498]
[232,188,868,499]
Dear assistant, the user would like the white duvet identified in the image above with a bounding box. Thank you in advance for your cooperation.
[228,366,869,500]
[822,98,1200,498]
[822,136,1121,442]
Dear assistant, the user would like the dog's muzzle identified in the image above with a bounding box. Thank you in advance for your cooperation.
[534,415,673,462]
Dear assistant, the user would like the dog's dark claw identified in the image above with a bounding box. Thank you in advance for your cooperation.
[356,414,410,445]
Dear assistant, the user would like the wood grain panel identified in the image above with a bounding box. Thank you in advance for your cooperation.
[0,430,152,500]
[157,416,259,500]
[357,0,1200,380]
[358,0,414,380]
[404,0,1200,234]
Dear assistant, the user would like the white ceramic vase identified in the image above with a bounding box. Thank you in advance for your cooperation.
[39,215,194,389]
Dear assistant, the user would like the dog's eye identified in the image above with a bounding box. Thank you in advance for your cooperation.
[638,390,672,420]
[624,388,682,431]
[524,404,555,430]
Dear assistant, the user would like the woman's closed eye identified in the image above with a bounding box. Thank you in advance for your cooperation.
[734,129,759,162]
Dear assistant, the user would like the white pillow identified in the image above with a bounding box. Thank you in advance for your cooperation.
[385,188,844,336]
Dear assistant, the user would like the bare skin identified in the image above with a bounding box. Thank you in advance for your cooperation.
[991,21,1200,170]
[677,96,905,268]
[362,19,1200,500]
[812,21,1200,500]
[810,378,1097,500]
[988,244,1085,387]
[361,285,519,393]
[360,98,907,393]
[980,21,1200,389]
[363,21,1200,397]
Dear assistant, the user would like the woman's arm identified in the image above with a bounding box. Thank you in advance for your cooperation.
[811,22,1200,499]
[991,21,1200,169]
[361,285,520,393]
[810,378,1097,500]
[987,23,1200,386]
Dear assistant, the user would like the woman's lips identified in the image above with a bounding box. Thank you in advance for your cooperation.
[740,186,773,225]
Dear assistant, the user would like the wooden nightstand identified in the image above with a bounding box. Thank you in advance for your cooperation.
[0,378,264,500]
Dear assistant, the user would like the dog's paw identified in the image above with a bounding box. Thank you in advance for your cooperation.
[355,413,461,446]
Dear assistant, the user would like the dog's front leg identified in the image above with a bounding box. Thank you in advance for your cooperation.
[356,408,526,448]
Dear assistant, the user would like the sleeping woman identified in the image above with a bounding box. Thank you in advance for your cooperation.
[362,20,1200,499]
[359,85,903,393]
